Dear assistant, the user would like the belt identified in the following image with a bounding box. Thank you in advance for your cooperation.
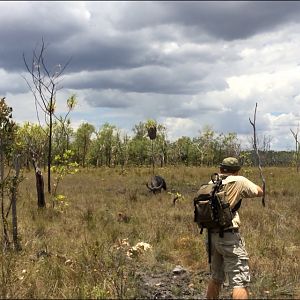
[210,228,239,234]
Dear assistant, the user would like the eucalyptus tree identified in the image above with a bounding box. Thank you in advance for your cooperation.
[15,122,48,208]
[154,124,169,167]
[115,131,129,169]
[73,123,95,167]
[52,118,74,159]
[218,132,241,161]
[133,121,148,140]
[175,136,194,166]
[88,123,118,167]
[98,123,117,167]
[16,122,47,169]
[0,98,15,248]
[128,122,150,166]
[195,125,218,166]
[89,133,104,167]
[0,98,23,250]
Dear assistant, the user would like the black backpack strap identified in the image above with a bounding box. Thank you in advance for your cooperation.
[219,228,224,238]
[232,199,242,213]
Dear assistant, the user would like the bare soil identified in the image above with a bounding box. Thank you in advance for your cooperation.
[136,266,211,299]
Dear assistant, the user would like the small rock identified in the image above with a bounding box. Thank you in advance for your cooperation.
[36,250,50,259]
[29,255,37,261]
[172,265,187,275]
[65,259,73,266]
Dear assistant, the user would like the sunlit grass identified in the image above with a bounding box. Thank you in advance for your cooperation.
[1,166,299,298]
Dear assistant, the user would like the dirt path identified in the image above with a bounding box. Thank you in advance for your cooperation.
[136,266,210,299]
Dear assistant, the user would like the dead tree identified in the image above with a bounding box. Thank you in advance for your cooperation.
[290,125,300,172]
[249,102,266,207]
[23,38,71,194]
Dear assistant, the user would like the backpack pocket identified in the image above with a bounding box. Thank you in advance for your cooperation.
[194,199,217,228]
[216,191,233,228]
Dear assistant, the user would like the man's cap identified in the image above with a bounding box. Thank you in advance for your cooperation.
[220,157,241,172]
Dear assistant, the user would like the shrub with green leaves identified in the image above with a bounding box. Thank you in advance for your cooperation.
[50,149,79,210]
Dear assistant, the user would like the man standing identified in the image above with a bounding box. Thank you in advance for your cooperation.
[206,157,263,299]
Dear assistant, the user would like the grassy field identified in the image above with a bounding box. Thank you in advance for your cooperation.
[0,166,299,299]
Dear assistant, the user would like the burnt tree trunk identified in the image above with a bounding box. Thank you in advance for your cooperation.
[32,156,45,208]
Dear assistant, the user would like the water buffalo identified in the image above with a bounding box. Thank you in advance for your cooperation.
[146,175,167,194]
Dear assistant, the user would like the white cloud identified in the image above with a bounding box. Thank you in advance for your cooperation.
[163,117,199,141]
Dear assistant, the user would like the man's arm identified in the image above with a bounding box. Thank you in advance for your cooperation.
[240,177,264,198]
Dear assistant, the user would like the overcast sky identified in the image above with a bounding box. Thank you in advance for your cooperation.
[1,1,300,150]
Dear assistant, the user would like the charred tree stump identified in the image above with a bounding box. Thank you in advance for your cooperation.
[36,168,45,208]
[32,155,45,208]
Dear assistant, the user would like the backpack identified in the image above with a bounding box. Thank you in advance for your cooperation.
[193,173,234,234]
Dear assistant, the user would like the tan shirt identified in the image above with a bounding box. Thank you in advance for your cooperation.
[220,174,259,228]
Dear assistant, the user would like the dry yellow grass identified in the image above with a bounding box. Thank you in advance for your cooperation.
[0,166,299,298]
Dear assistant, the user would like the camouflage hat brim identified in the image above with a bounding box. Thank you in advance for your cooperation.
[219,163,241,172]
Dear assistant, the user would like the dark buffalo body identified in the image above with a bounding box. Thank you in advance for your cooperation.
[146,175,167,194]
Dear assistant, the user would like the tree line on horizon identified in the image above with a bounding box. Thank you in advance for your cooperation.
[3,102,297,170]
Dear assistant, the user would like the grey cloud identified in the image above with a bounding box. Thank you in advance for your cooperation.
[81,89,133,109]
[4,1,297,75]
[0,2,89,71]
[167,1,300,40]
[52,33,150,73]
[64,63,228,95]
[0,70,28,95]
[113,1,300,41]
[77,88,227,124]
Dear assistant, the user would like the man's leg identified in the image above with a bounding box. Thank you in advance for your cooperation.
[206,232,224,299]
[206,278,222,299]
[232,287,249,299]
[221,233,251,299]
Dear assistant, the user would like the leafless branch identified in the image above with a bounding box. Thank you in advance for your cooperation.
[22,38,71,194]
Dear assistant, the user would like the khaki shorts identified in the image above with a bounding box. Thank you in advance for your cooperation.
[208,231,250,289]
